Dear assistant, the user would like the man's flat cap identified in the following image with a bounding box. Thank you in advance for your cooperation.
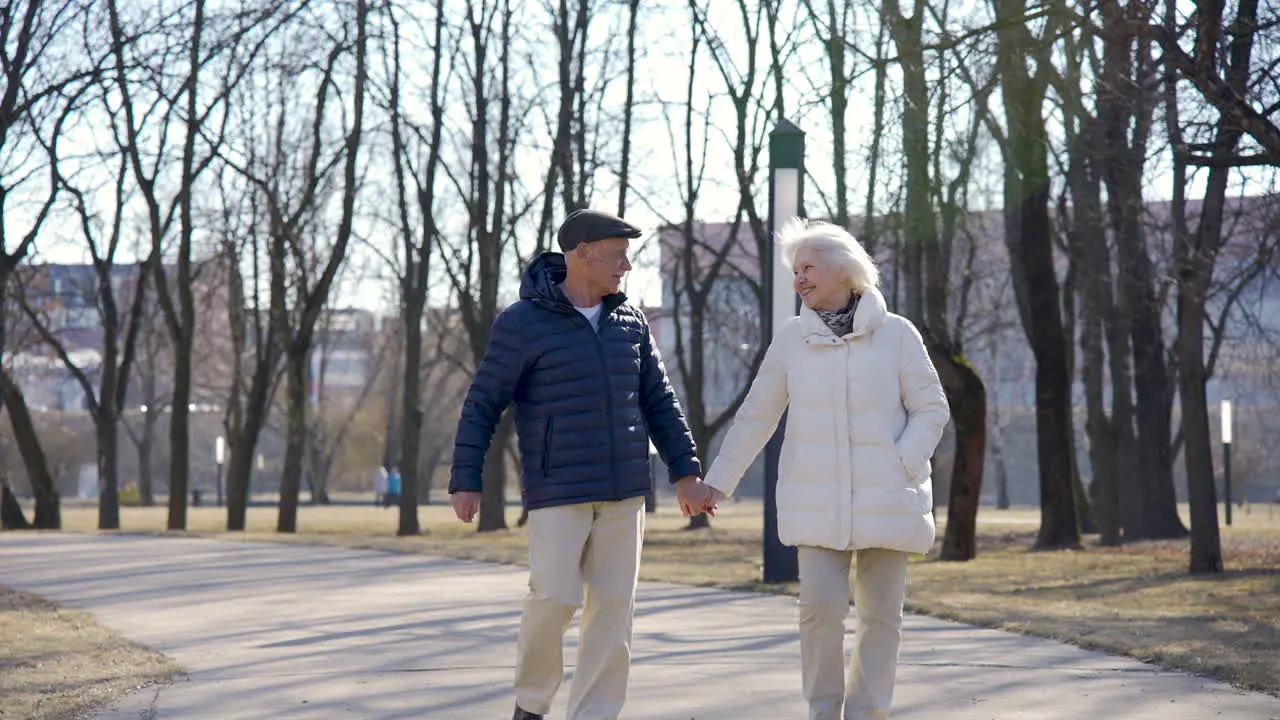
[556,209,643,252]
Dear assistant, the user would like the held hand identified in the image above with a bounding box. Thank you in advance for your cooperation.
[676,477,722,517]
[705,487,726,516]
[675,476,704,517]
[451,491,482,523]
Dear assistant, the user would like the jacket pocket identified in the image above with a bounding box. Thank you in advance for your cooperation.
[542,418,554,475]
[895,444,916,483]
[542,415,558,476]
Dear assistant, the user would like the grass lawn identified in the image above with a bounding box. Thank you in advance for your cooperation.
[0,586,178,720]
[27,496,1280,701]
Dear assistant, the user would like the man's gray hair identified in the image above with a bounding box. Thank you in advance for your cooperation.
[776,217,880,293]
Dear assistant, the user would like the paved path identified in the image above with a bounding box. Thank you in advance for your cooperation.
[1,533,1277,719]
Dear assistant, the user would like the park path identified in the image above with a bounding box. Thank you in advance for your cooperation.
[2,533,1277,719]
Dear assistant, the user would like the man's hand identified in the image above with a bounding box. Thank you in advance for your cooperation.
[676,476,720,517]
[451,491,482,523]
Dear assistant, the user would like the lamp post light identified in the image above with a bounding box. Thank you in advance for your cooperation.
[762,119,804,584]
[215,436,226,508]
[1221,400,1233,527]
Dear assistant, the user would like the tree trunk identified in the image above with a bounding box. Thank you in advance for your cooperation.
[159,0,205,534]
[399,299,425,535]
[1098,3,1184,540]
[226,354,274,531]
[0,370,61,529]
[225,436,256,530]
[165,341,193,530]
[1180,126,1237,576]
[552,0,578,213]
[932,338,987,560]
[2,480,32,530]
[996,0,1079,549]
[1176,0,1258,573]
[1013,184,1080,549]
[1179,282,1223,573]
[97,413,121,530]
[277,349,308,533]
[1064,113,1122,546]
[861,19,888,256]
[1115,185,1182,540]
[1159,0,1192,541]
[616,0,638,217]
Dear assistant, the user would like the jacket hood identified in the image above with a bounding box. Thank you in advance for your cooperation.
[520,251,627,313]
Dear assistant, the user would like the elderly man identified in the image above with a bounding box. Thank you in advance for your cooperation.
[449,208,716,720]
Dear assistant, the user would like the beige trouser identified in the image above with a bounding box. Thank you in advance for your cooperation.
[798,546,909,720]
[514,496,645,720]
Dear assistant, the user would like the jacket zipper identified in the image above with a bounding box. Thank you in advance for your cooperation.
[591,316,620,502]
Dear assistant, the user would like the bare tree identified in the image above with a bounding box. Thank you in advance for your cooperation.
[874,0,995,559]
[437,0,519,532]
[660,8,764,530]
[800,1,853,231]
[992,0,1080,548]
[383,0,446,534]
[616,0,639,217]
[1145,1,1280,164]
[1097,2,1186,541]
[0,0,101,529]
[1164,0,1268,573]
[210,0,368,533]
[121,298,169,506]
[13,148,151,531]
[1053,5,1130,547]
[681,0,781,529]
[275,0,369,533]
[105,0,288,529]
[213,154,276,528]
[531,0,593,255]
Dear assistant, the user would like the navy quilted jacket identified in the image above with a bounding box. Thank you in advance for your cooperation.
[449,252,701,510]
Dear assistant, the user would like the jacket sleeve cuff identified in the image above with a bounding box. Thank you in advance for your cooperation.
[665,456,702,483]
[448,475,482,494]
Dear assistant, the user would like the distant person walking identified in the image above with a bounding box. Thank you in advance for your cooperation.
[385,466,401,508]
[374,466,388,507]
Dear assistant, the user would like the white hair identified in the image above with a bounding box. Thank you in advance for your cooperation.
[776,217,880,292]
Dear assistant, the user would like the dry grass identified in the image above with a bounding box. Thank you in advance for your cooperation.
[0,586,179,720]
[44,498,1280,698]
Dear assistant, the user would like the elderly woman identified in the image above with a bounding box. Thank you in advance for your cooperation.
[702,218,950,720]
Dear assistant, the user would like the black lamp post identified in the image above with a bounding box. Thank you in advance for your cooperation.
[762,119,804,583]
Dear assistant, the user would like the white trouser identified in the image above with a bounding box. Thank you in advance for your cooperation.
[797,546,909,720]
[514,497,645,720]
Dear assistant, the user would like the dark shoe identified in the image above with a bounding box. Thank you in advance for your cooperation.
[513,706,543,720]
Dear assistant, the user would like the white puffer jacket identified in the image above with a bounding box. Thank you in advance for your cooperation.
[704,287,950,554]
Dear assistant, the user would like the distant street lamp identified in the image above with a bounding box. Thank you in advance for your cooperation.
[215,436,226,508]
[1221,400,1233,527]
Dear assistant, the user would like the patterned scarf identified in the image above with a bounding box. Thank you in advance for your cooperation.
[814,292,859,337]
